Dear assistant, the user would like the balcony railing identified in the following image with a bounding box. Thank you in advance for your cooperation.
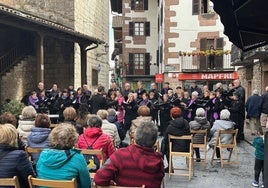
[181,54,235,72]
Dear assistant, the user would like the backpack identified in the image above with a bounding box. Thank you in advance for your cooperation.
[83,135,101,172]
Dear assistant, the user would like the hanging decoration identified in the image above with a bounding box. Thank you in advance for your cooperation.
[178,50,231,56]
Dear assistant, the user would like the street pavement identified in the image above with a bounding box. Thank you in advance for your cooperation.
[124,124,258,188]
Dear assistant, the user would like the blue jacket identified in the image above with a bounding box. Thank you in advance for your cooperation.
[261,92,268,114]
[0,144,35,188]
[246,94,262,118]
[27,127,51,162]
[37,148,91,188]
[253,136,264,160]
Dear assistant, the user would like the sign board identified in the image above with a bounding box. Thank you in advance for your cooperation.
[178,72,238,80]
[155,73,164,83]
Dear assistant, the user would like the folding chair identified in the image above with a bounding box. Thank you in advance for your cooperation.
[168,135,194,180]
[129,132,160,152]
[25,147,43,162]
[28,175,77,188]
[190,129,207,165]
[95,185,145,188]
[210,129,239,168]
[0,176,20,188]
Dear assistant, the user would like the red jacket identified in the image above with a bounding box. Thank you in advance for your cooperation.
[76,127,115,160]
[94,145,164,188]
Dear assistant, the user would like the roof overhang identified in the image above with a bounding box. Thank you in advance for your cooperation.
[211,0,268,52]
[0,4,105,46]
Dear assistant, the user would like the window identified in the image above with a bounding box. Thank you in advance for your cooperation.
[130,0,148,11]
[129,22,150,36]
[192,0,210,15]
[92,69,98,86]
[129,53,150,75]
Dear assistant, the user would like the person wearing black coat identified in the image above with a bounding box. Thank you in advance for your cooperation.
[260,86,268,127]
[122,93,138,132]
[0,124,35,188]
[89,86,108,114]
[161,107,191,172]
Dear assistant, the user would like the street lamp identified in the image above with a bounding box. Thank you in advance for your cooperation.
[96,43,109,57]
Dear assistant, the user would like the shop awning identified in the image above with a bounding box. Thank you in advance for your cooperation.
[211,0,268,52]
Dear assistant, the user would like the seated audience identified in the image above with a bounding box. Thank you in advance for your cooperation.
[17,106,37,143]
[94,121,164,188]
[27,114,51,163]
[189,108,211,162]
[76,115,115,160]
[37,123,91,188]
[208,109,235,158]
[97,110,121,148]
[161,107,191,172]
[75,103,91,135]
[0,123,35,188]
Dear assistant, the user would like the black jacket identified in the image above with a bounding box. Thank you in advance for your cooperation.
[90,93,108,114]
[161,117,191,155]
[0,144,35,188]
[261,92,268,114]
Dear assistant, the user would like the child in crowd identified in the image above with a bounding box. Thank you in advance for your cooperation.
[252,128,264,187]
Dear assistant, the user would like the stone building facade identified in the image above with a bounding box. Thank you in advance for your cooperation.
[0,0,109,102]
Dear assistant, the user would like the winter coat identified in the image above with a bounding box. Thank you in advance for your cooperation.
[261,92,268,114]
[90,93,108,114]
[161,117,191,155]
[253,136,264,160]
[122,100,138,128]
[246,94,262,118]
[76,127,115,160]
[94,144,164,188]
[189,116,211,144]
[101,120,121,148]
[37,148,90,188]
[17,119,35,144]
[27,127,51,163]
[0,144,35,188]
[130,116,152,134]
[209,119,235,146]
[107,115,125,141]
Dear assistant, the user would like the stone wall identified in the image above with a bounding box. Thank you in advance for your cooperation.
[1,56,37,102]
[1,0,75,28]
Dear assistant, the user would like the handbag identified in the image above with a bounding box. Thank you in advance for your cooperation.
[83,135,101,172]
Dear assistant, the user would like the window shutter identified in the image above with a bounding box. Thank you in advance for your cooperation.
[215,38,224,68]
[199,38,207,69]
[130,0,135,10]
[129,22,134,36]
[144,0,148,10]
[145,53,150,75]
[216,37,224,50]
[129,53,134,75]
[192,0,200,15]
[145,22,150,36]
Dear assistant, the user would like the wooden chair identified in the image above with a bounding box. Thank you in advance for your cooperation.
[210,129,239,168]
[28,175,77,188]
[25,147,43,161]
[190,129,208,165]
[129,132,160,152]
[95,185,145,188]
[168,135,194,180]
[0,176,20,188]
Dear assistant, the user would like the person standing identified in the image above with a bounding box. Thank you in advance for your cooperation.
[90,86,108,114]
[252,128,264,187]
[208,45,215,69]
[246,90,262,135]
[260,86,268,128]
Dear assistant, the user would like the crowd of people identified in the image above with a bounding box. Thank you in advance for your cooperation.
[0,79,267,187]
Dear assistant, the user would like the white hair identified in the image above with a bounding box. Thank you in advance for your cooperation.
[253,90,259,95]
[196,108,205,117]
[192,91,199,97]
[220,109,230,120]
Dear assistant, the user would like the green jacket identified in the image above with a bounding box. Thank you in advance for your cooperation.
[253,136,264,160]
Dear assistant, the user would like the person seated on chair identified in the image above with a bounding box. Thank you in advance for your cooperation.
[189,108,211,162]
[36,123,91,188]
[94,121,164,188]
[0,123,35,188]
[160,107,191,172]
[208,109,235,158]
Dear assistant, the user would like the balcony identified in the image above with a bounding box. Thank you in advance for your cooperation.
[181,54,235,72]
